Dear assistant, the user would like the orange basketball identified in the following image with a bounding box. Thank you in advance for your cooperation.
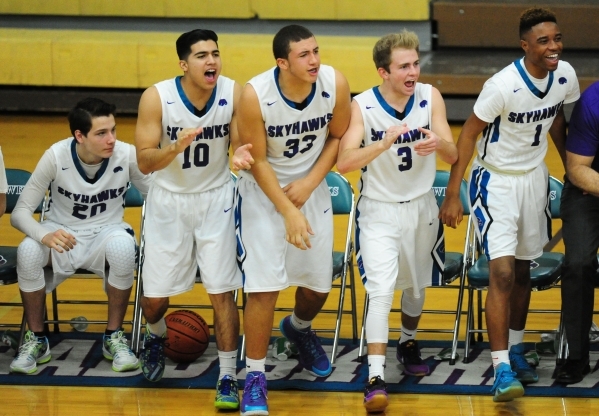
[164,310,210,363]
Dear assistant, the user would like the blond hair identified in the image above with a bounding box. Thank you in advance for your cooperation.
[373,30,420,72]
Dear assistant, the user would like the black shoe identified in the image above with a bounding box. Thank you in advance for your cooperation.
[555,358,591,384]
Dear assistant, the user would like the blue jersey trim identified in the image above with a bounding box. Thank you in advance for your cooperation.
[514,59,554,99]
[175,75,216,116]
[70,138,109,184]
[273,67,316,109]
[372,86,414,119]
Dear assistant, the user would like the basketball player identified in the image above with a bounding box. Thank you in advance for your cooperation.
[555,81,599,384]
[439,8,579,402]
[135,29,252,410]
[9,98,152,374]
[235,25,351,415]
[0,147,7,218]
[336,30,457,413]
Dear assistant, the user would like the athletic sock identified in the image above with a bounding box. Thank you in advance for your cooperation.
[218,349,238,380]
[491,350,510,371]
[399,325,416,344]
[246,357,266,374]
[290,312,311,332]
[367,354,386,380]
[147,318,167,337]
[508,329,524,349]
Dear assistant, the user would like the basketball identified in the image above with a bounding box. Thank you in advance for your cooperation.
[164,310,210,363]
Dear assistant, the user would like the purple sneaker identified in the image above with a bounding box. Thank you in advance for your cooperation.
[241,371,268,415]
[396,340,430,376]
[279,316,332,377]
[363,376,388,413]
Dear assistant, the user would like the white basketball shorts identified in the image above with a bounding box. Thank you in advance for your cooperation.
[33,219,136,293]
[468,161,550,260]
[236,176,334,293]
[356,191,444,298]
[141,181,241,297]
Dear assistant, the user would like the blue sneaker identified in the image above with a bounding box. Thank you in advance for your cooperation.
[279,316,332,377]
[509,343,539,384]
[140,326,166,382]
[491,362,525,402]
[241,371,268,415]
[214,375,240,410]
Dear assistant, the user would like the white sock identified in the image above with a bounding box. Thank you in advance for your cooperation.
[246,357,266,374]
[508,329,524,349]
[399,325,416,345]
[290,313,311,331]
[367,354,386,380]
[218,349,238,380]
[147,318,167,337]
[491,350,510,371]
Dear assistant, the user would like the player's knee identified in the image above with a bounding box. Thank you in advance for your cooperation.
[366,293,394,343]
[401,288,425,318]
[16,237,49,292]
[105,235,136,290]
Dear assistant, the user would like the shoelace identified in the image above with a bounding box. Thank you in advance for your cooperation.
[299,331,324,360]
[107,331,134,357]
[365,377,386,394]
[246,375,267,402]
[402,341,423,364]
[491,367,517,392]
[218,377,236,397]
[17,333,44,359]
[144,335,165,362]
[510,350,532,370]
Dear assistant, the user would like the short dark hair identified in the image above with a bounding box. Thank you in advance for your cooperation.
[519,7,557,39]
[272,25,314,60]
[176,29,218,60]
[68,98,116,137]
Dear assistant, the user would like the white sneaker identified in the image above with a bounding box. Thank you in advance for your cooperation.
[103,329,139,372]
[10,330,51,374]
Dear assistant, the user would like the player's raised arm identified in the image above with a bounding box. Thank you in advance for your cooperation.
[135,87,199,174]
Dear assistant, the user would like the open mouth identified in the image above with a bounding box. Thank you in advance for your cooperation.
[545,53,559,63]
[205,69,217,82]
[405,80,416,88]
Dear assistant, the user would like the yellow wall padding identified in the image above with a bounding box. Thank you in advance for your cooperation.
[0,0,80,14]
[251,0,429,20]
[0,0,426,19]
[0,0,254,18]
[0,28,383,93]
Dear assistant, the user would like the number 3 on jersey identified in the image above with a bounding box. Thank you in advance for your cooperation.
[397,146,412,171]
[182,143,209,169]
[284,134,317,158]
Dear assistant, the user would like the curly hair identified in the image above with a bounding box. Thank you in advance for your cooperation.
[519,7,557,39]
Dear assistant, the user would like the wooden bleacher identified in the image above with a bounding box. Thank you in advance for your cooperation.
[0,1,597,119]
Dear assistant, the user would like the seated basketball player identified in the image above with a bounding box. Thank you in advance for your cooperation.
[337,30,457,413]
[236,24,351,415]
[135,29,252,410]
[9,97,153,374]
[439,7,579,401]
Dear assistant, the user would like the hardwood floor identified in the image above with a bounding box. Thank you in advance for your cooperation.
[1,114,597,415]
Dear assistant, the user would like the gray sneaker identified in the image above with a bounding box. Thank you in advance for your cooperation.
[103,329,139,372]
[10,330,51,374]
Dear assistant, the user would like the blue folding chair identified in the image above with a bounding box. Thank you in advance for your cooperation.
[0,169,41,334]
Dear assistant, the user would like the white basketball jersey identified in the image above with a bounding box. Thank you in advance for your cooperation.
[241,65,337,186]
[474,59,579,171]
[45,138,132,230]
[355,83,436,202]
[153,76,234,193]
